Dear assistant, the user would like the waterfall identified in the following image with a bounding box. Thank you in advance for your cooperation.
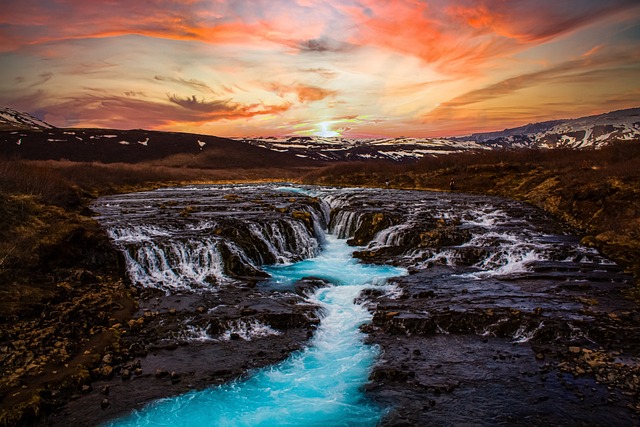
[105,236,407,427]
[121,238,226,293]
[94,186,331,293]
[329,210,363,238]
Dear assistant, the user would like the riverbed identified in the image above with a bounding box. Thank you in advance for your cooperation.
[40,184,640,426]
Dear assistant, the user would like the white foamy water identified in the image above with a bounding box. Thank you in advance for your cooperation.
[122,239,227,293]
[219,319,282,341]
[105,236,407,427]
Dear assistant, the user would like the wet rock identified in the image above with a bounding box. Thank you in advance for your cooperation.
[155,369,169,378]
[419,225,471,248]
[219,244,270,280]
[347,212,397,246]
[294,278,330,296]
[100,365,114,378]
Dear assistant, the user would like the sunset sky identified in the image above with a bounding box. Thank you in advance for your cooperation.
[1,0,639,137]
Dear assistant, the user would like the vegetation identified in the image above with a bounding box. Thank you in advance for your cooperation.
[0,140,638,425]
[0,158,311,426]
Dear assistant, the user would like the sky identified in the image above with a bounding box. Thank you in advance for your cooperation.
[1,0,639,138]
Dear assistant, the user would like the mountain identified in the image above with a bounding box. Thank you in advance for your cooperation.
[1,106,639,165]
[0,118,317,169]
[0,107,54,131]
[231,136,487,162]
[468,107,640,149]
[235,108,640,162]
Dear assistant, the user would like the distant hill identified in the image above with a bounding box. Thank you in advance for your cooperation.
[0,107,54,131]
[1,106,639,165]
[469,107,640,148]
[236,108,640,161]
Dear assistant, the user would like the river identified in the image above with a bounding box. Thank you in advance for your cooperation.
[83,184,638,426]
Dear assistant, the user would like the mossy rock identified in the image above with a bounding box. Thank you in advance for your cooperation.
[347,212,397,246]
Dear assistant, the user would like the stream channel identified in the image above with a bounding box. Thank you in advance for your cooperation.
[63,184,640,426]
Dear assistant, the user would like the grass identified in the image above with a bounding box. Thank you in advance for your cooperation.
[0,140,638,425]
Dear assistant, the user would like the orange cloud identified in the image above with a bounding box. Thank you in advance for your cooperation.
[342,0,640,73]
[7,91,291,130]
[270,83,336,103]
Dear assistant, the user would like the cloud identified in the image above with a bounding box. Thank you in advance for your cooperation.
[168,94,237,113]
[167,93,292,122]
[270,83,336,103]
[342,0,640,72]
[296,38,352,53]
[28,72,53,87]
[444,0,639,43]
[155,75,216,94]
[301,68,338,79]
[295,85,336,102]
[425,50,640,115]
[4,90,291,130]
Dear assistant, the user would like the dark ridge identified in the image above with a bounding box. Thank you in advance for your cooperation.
[0,128,321,168]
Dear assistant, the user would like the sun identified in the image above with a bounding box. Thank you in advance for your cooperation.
[316,121,340,138]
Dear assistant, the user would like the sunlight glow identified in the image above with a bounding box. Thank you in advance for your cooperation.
[316,122,340,138]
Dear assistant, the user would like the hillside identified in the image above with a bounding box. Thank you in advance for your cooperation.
[0,107,53,131]
[2,106,639,165]
[470,107,640,148]
[236,108,640,161]
[0,127,319,169]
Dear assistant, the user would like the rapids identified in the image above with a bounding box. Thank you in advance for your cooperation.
[106,236,406,426]
[86,184,638,427]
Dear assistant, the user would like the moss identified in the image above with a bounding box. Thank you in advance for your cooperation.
[291,210,312,228]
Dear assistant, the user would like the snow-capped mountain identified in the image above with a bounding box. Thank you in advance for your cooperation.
[234,108,640,162]
[0,107,53,131]
[469,107,640,149]
[232,136,488,162]
[1,106,638,163]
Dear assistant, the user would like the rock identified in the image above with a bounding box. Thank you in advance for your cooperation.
[347,212,397,246]
[101,366,114,378]
[101,398,110,409]
[121,369,131,380]
[569,346,582,354]
[102,354,113,364]
[101,385,110,395]
[155,369,169,378]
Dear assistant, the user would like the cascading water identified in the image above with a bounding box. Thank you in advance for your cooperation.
[105,236,406,426]
[91,184,636,427]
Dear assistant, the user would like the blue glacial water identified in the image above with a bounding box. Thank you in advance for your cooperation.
[105,235,407,427]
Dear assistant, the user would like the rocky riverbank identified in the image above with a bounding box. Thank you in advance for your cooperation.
[0,192,135,426]
[1,185,328,426]
[1,148,638,425]
[325,188,640,425]
[304,141,640,288]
